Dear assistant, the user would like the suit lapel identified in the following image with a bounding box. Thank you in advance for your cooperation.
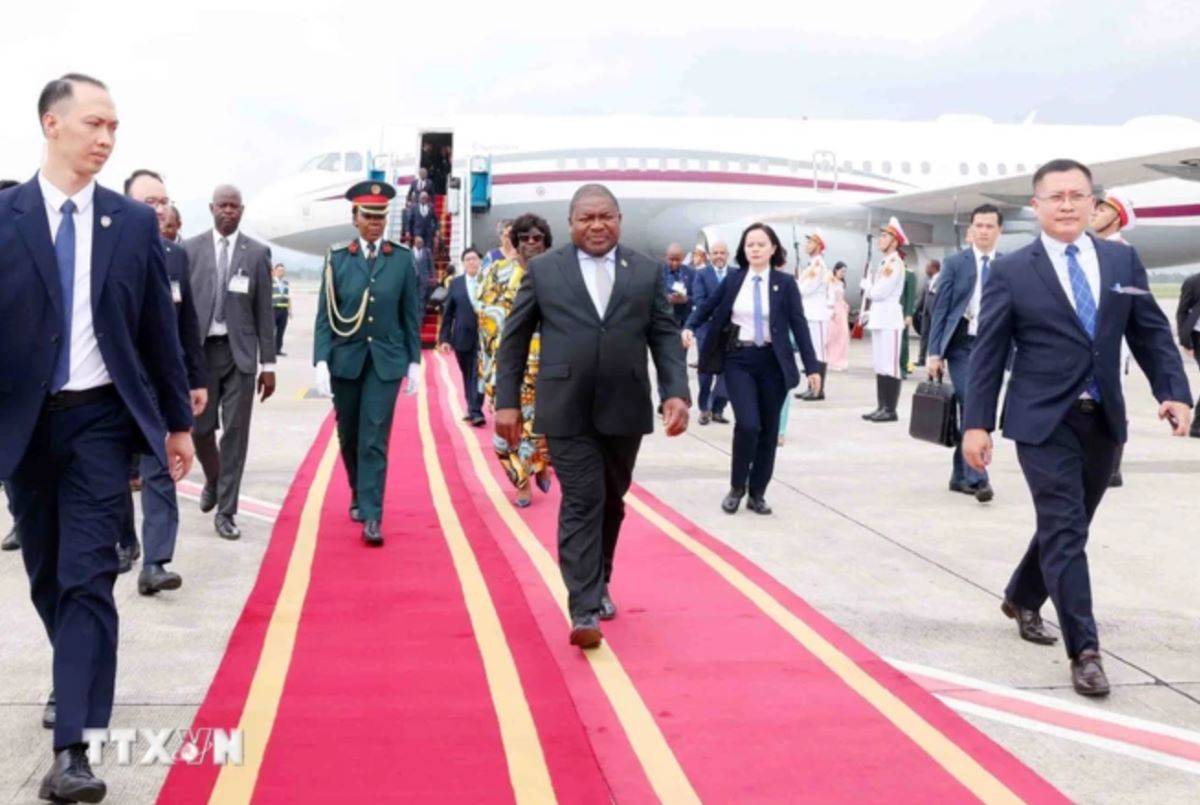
[1092,235,1116,332]
[603,247,632,321]
[91,187,124,307]
[562,248,601,322]
[1029,241,1089,342]
[768,270,783,330]
[12,179,61,315]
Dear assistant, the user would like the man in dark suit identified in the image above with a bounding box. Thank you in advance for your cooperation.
[411,235,435,304]
[0,187,16,554]
[928,204,1004,503]
[495,184,689,649]
[186,185,276,540]
[1177,271,1200,437]
[964,159,1192,697]
[691,240,731,424]
[662,242,696,329]
[915,259,940,365]
[407,167,434,202]
[121,169,209,594]
[0,74,194,801]
[438,247,485,426]
[410,190,438,247]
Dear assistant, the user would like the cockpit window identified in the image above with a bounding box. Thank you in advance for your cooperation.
[344,152,363,173]
[301,153,325,171]
[318,153,343,172]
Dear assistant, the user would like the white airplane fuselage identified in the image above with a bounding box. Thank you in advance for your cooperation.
[246,114,1200,278]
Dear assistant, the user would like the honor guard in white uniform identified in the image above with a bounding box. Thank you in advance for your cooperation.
[796,230,831,401]
[860,217,908,422]
[1091,193,1137,486]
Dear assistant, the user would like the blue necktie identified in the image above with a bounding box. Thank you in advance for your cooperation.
[752,275,765,346]
[1065,244,1101,401]
[51,199,77,393]
[980,255,991,290]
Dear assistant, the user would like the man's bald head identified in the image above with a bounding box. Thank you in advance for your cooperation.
[210,184,244,236]
[666,242,684,269]
[710,241,729,268]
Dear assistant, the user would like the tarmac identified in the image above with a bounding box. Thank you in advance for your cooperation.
[1,284,1197,804]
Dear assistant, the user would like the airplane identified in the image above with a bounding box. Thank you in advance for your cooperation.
[244,113,1200,290]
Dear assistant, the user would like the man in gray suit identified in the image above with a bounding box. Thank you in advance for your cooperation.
[495,184,690,650]
[186,185,276,540]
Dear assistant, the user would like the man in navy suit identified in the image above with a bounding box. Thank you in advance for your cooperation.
[927,204,1004,503]
[0,74,194,801]
[438,247,485,426]
[410,190,438,246]
[120,169,209,594]
[964,159,1192,698]
[411,235,435,303]
[691,241,731,424]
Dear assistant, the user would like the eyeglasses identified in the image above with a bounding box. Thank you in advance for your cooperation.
[1034,192,1093,208]
[517,232,545,243]
[142,196,170,209]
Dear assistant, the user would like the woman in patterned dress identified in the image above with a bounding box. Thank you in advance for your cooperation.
[477,214,553,507]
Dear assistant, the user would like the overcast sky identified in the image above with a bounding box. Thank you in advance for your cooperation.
[3,0,1197,264]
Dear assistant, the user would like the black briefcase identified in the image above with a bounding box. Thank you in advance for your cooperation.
[909,379,958,447]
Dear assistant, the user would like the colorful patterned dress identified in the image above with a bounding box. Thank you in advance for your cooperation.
[477,259,550,489]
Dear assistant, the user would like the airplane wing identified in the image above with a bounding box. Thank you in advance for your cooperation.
[770,145,1200,230]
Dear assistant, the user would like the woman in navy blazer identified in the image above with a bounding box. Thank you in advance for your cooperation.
[683,223,821,514]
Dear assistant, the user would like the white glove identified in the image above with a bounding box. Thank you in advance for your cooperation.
[315,361,332,398]
[404,362,421,396]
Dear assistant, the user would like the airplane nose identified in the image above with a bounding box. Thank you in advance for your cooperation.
[243,183,295,243]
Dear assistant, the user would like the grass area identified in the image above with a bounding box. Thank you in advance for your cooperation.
[1151,284,1181,301]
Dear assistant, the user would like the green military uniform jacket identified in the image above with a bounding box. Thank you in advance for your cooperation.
[314,238,422,380]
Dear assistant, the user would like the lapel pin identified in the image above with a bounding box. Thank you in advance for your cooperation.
[100,215,112,228]
[620,259,628,268]
[773,285,779,291]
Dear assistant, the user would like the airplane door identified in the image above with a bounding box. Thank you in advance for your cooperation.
[813,150,837,192]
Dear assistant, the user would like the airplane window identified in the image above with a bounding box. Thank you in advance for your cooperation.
[659,158,668,170]
[720,159,729,171]
[978,162,989,176]
[318,153,342,171]
[842,160,853,172]
[557,158,565,170]
[700,158,709,171]
[1016,163,1026,173]
[344,152,363,173]
[959,162,969,175]
[882,161,893,174]
[921,161,931,174]
[759,159,769,172]
[301,154,325,171]
[998,163,1008,176]
[598,157,608,169]
[639,157,647,170]
[680,158,689,170]
[618,157,627,170]
[863,161,872,173]
[901,161,911,174]
[740,159,749,172]
[576,157,586,169]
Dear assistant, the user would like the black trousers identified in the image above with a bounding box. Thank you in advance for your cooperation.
[274,308,289,353]
[1006,404,1118,659]
[546,430,643,619]
[455,347,484,419]
[723,345,787,496]
[9,390,132,749]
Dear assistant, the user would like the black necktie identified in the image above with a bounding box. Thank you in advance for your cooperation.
[367,241,377,268]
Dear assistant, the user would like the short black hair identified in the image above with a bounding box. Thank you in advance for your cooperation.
[833,260,847,270]
[1032,159,1093,191]
[461,247,482,260]
[735,223,787,269]
[38,73,108,124]
[510,213,553,249]
[123,168,163,196]
[969,203,1003,227]
[568,183,620,219]
[0,179,19,192]
[167,204,181,222]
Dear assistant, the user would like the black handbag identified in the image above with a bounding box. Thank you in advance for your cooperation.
[909,379,958,447]
[698,323,740,375]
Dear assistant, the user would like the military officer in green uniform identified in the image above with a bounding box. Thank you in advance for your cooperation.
[313,181,422,546]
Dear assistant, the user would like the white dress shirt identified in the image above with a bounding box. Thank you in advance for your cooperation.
[39,172,111,391]
[359,236,383,256]
[207,229,241,338]
[967,246,997,336]
[731,267,773,343]
[712,264,728,284]
[1040,232,1100,315]
[577,247,617,317]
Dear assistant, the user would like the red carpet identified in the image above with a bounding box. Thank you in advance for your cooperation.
[162,353,1069,803]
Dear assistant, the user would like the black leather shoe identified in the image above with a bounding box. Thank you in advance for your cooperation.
[1,527,18,551]
[795,388,814,400]
[1001,600,1058,645]
[1071,649,1111,697]
[721,488,745,514]
[699,411,711,425]
[1108,472,1123,488]
[711,413,730,424]
[599,591,617,621]
[38,745,106,804]
[214,515,241,540]
[362,519,383,546]
[471,416,487,428]
[948,480,973,494]
[861,407,884,420]
[116,543,135,574]
[569,614,603,648]
[138,563,182,595]
[42,689,55,729]
[349,504,363,523]
[746,495,772,515]
[867,408,899,422]
[199,483,217,513]
[974,483,995,503]
[1190,423,1200,439]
